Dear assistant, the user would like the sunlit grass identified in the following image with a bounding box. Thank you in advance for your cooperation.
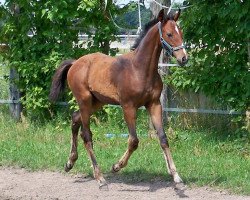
[0,112,249,195]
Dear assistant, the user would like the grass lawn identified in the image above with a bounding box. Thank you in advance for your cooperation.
[0,111,249,195]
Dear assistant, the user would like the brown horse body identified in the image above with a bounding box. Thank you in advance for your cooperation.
[49,9,188,188]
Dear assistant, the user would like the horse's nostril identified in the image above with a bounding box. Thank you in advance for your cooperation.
[182,56,187,63]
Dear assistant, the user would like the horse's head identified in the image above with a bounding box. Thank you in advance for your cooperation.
[157,9,188,66]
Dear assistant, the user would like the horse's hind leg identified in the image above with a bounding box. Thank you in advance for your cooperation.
[65,111,82,172]
[78,94,107,188]
[112,105,139,172]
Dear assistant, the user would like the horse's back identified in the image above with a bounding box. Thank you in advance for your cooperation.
[67,52,121,104]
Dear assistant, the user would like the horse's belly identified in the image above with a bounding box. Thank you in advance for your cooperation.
[89,81,120,105]
[91,90,119,105]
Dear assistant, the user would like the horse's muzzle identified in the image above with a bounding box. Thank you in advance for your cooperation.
[177,56,188,67]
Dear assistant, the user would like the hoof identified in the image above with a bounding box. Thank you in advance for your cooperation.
[64,163,73,172]
[111,164,120,173]
[99,181,109,191]
[173,174,183,184]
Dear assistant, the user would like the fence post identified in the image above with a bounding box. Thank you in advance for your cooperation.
[9,68,21,120]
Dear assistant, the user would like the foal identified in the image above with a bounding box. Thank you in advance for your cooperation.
[49,9,188,188]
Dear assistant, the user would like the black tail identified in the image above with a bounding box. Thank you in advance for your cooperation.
[49,59,75,102]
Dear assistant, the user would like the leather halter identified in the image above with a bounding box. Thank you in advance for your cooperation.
[158,22,185,56]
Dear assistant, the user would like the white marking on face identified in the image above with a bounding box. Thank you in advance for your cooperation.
[175,25,180,35]
[182,44,188,57]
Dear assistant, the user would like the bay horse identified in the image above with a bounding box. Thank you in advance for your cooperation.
[49,9,188,188]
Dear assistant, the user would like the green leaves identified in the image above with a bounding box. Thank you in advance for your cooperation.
[166,0,250,114]
[0,0,120,117]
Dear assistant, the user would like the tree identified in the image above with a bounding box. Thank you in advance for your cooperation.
[0,0,120,117]
[147,0,171,137]
[168,0,250,131]
[150,0,171,122]
[114,2,152,33]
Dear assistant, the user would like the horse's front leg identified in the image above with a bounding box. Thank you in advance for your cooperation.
[112,105,139,172]
[146,100,182,183]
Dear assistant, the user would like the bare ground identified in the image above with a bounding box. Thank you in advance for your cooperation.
[0,168,249,200]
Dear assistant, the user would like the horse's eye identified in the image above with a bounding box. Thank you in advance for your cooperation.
[167,33,173,38]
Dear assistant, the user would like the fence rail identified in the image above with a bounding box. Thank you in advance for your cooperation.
[0,100,19,104]
[163,107,242,115]
[55,103,243,116]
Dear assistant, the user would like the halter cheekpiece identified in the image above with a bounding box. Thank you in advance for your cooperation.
[158,22,185,56]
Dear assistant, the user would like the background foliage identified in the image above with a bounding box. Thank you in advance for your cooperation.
[1,0,249,132]
[0,0,119,117]
[114,2,151,33]
[167,0,250,115]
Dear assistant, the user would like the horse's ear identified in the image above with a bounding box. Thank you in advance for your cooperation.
[157,9,165,22]
[174,8,181,21]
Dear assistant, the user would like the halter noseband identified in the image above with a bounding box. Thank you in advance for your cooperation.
[158,22,185,56]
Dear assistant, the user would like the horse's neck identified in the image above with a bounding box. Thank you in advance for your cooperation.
[134,24,162,77]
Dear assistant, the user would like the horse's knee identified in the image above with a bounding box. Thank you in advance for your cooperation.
[158,133,169,149]
[80,131,86,142]
[71,152,78,162]
[80,131,92,144]
[71,111,81,132]
[72,111,81,123]
[129,137,139,150]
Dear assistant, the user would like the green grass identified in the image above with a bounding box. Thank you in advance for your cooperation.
[0,112,249,195]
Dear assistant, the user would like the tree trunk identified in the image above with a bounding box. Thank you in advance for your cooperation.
[248,42,250,61]
[100,0,111,55]
[9,68,21,121]
[247,42,250,133]
[101,40,110,55]
[8,3,22,121]
[148,0,171,138]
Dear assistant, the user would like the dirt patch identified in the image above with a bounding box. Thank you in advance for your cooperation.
[0,167,249,200]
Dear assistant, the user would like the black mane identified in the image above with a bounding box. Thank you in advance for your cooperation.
[131,11,176,50]
[131,18,158,50]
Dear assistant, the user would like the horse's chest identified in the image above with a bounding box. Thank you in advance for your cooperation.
[141,86,160,100]
[122,81,161,106]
